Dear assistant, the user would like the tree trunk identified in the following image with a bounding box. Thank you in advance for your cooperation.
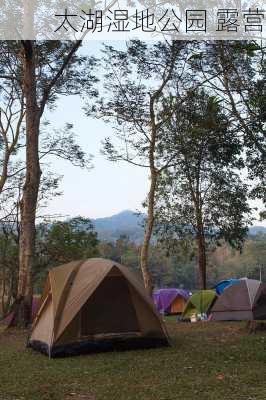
[197,229,207,290]
[195,203,207,290]
[140,171,157,297]
[9,41,41,328]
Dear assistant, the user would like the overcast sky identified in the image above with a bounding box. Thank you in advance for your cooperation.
[43,41,265,226]
[44,42,150,220]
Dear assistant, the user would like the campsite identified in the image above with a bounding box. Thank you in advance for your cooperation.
[0,6,266,400]
[1,259,266,399]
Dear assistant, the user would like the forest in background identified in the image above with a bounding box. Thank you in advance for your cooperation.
[1,214,265,316]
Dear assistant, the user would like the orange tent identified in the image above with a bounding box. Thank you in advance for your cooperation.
[170,296,187,314]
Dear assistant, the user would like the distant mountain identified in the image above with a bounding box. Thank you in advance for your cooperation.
[249,226,266,235]
[91,210,266,243]
[92,210,145,243]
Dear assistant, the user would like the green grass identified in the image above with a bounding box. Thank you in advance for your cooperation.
[0,321,266,400]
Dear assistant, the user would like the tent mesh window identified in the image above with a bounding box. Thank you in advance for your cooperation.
[81,276,140,336]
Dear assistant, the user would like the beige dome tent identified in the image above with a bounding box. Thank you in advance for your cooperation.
[29,258,169,357]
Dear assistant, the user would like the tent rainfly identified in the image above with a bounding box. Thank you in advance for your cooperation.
[153,288,191,315]
[211,278,266,321]
[214,279,240,295]
[28,258,169,357]
[181,290,217,320]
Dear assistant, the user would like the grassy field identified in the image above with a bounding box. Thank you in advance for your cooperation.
[0,320,266,400]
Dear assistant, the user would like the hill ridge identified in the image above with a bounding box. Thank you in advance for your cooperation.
[92,210,266,243]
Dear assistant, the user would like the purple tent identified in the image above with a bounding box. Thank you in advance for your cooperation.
[1,296,40,325]
[153,288,191,315]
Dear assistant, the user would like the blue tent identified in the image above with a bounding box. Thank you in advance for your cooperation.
[215,279,240,295]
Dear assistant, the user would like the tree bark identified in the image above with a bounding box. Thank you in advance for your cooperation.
[140,171,157,297]
[197,227,207,290]
[195,192,207,290]
[9,41,41,328]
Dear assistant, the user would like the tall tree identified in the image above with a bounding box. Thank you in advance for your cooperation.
[155,91,252,289]
[0,41,96,326]
[86,40,195,295]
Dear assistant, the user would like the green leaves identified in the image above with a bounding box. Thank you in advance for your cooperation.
[39,217,99,267]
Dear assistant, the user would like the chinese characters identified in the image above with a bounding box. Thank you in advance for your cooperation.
[54,7,265,36]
